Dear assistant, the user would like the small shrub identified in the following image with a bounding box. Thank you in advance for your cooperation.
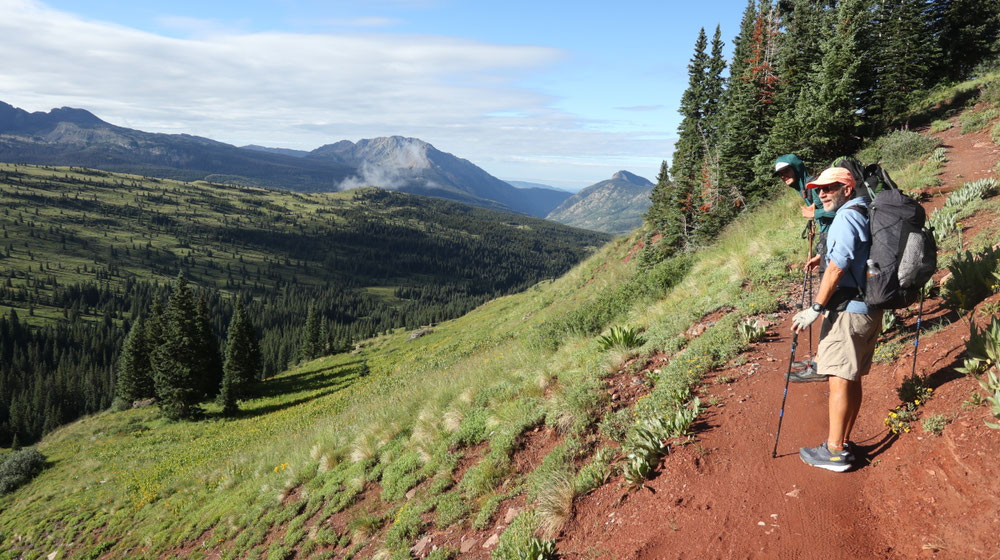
[380,451,424,502]
[930,119,953,133]
[857,130,941,171]
[959,107,999,133]
[0,448,46,495]
[597,325,646,351]
[921,414,950,436]
[884,401,919,434]
[737,318,767,344]
[598,409,632,444]
[426,548,459,560]
[982,76,1000,105]
[434,491,468,528]
[897,375,933,405]
[992,120,1000,146]
[873,340,904,364]
[384,503,424,552]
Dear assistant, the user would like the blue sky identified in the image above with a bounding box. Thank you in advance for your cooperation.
[3,0,747,190]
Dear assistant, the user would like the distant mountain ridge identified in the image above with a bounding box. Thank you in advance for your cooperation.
[545,170,653,234]
[0,101,566,217]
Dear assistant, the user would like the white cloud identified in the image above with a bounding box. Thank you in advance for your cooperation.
[0,0,670,185]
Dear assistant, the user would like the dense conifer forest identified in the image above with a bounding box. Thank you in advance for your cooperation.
[0,164,609,445]
[645,0,1000,258]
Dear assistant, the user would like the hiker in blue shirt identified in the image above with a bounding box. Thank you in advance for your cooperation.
[790,167,880,472]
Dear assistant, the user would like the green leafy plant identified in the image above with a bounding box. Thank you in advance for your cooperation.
[979,369,1000,429]
[942,246,1000,313]
[881,310,899,335]
[621,398,700,487]
[928,178,999,243]
[573,447,615,495]
[513,538,558,560]
[955,316,1000,376]
[921,414,950,436]
[597,325,646,351]
[737,318,767,344]
[598,408,632,444]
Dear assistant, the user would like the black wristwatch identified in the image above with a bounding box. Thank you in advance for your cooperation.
[811,302,824,313]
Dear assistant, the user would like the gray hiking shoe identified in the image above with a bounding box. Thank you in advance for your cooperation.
[799,442,853,472]
[785,360,826,383]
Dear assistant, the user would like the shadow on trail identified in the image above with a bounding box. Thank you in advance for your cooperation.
[855,430,899,466]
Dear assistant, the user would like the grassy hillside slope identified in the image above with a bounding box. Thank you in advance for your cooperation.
[2,78,1000,559]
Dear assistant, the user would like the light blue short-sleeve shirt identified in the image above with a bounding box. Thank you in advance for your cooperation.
[824,196,871,314]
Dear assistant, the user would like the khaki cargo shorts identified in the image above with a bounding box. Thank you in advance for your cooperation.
[816,311,880,381]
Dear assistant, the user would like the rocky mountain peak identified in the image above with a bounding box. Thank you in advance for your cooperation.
[610,170,651,185]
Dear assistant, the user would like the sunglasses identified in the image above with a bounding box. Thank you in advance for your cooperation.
[816,183,844,194]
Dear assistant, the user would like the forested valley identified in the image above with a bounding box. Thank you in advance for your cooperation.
[0,164,609,446]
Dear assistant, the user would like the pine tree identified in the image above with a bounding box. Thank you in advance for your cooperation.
[693,25,731,243]
[800,0,868,162]
[114,316,154,405]
[194,295,223,399]
[865,0,940,132]
[760,0,833,166]
[719,0,782,205]
[220,294,262,415]
[299,302,321,362]
[662,28,710,249]
[152,273,202,420]
[930,0,1000,82]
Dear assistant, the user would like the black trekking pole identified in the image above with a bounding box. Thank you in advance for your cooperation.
[910,291,925,378]
[806,223,815,357]
[772,331,798,458]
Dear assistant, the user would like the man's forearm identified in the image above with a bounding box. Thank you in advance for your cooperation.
[815,261,845,308]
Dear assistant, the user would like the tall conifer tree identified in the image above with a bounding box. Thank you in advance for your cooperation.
[800,0,867,161]
[194,295,223,398]
[664,27,710,249]
[299,302,322,362]
[221,295,261,405]
[115,316,154,405]
[718,0,781,204]
[759,0,832,165]
[152,273,202,420]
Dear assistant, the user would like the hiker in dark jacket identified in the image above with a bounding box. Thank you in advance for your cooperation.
[773,153,836,238]
[790,167,879,472]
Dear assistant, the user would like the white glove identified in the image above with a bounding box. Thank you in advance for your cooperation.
[792,307,821,332]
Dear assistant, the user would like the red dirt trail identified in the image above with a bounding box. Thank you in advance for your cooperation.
[556,116,1000,560]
